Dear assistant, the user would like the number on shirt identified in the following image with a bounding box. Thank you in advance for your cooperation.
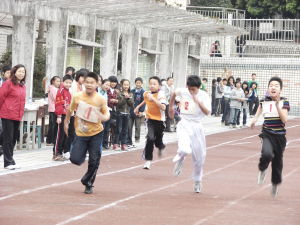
[184,101,189,110]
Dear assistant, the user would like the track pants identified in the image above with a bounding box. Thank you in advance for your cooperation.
[70,131,103,187]
[258,133,286,185]
[175,118,206,182]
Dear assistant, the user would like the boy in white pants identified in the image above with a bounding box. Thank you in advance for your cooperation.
[169,75,211,193]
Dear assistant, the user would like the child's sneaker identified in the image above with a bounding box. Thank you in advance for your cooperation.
[63,152,70,160]
[173,158,184,176]
[257,169,267,185]
[84,185,93,194]
[143,161,151,170]
[271,184,278,198]
[194,181,202,193]
[113,144,118,150]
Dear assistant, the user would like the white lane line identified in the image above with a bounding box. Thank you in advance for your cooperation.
[56,151,260,225]
[193,166,300,225]
[1,125,298,201]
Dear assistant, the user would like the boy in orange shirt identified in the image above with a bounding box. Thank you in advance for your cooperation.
[64,72,109,194]
[134,76,166,169]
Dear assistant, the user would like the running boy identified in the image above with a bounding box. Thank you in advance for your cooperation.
[134,76,166,169]
[169,75,211,193]
[64,72,109,194]
[251,76,289,197]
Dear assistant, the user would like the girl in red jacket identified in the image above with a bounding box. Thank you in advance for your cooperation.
[53,75,72,161]
[0,64,26,170]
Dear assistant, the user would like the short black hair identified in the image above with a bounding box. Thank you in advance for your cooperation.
[186,75,201,88]
[217,77,222,82]
[212,79,217,85]
[108,75,118,83]
[2,65,11,73]
[75,69,88,82]
[84,72,99,82]
[202,77,208,82]
[268,76,283,89]
[167,77,173,81]
[149,76,161,85]
[65,66,75,74]
[102,79,109,84]
[63,74,73,82]
[222,78,227,82]
[236,77,241,83]
[50,76,60,85]
[250,82,258,88]
[252,73,256,76]
[135,77,143,83]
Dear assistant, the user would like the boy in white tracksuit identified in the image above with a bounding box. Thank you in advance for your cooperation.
[169,75,211,193]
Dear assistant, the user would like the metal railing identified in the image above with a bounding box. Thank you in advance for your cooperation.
[187,6,246,20]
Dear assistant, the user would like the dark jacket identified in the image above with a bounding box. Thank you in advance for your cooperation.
[130,88,145,118]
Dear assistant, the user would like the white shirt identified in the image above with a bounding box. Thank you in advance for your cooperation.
[175,88,211,121]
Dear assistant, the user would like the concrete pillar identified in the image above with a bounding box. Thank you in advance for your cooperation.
[121,28,140,82]
[156,34,175,77]
[100,27,120,77]
[46,10,69,81]
[188,39,201,76]
[173,36,189,88]
[12,12,36,98]
[75,16,96,71]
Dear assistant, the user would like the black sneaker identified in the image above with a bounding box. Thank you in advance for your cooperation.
[84,185,93,194]
[158,144,166,157]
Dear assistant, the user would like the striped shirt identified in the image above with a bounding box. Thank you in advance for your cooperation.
[261,97,290,135]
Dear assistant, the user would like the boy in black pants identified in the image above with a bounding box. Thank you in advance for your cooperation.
[134,76,166,169]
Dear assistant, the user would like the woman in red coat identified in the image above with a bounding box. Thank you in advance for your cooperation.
[0,64,26,170]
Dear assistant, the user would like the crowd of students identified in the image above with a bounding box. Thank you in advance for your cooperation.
[210,73,260,128]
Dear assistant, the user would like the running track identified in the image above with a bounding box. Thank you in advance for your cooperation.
[1,119,300,225]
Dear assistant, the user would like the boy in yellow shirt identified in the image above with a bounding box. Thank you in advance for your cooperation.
[134,76,167,169]
[64,72,110,194]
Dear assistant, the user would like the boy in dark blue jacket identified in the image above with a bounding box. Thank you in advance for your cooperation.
[127,77,145,147]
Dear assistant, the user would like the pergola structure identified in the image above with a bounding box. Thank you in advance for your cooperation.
[0,0,242,97]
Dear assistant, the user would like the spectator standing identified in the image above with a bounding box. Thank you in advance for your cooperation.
[102,76,119,149]
[229,81,245,128]
[46,76,61,145]
[214,77,223,117]
[0,65,11,87]
[127,77,145,147]
[53,75,72,161]
[211,79,217,115]
[161,77,174,132]
[0,64,26,170]
[114,79,134,151]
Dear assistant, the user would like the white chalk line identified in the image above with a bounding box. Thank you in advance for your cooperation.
[193,166,300,225]
[1,124,299,202]
[56,150,261,225]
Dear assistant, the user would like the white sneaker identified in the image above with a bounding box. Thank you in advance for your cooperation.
[63,152,70,160]
[12,164,21,169]
[143,161,151,170]
[194,181,202,193]
[4,165,15,170]
[173,158,184,176]
[271,184,278,198]
[172,154,181,163]
[257,170,267,185]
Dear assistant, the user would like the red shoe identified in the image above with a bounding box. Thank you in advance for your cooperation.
[121,144,127,151]
[113,144,118,150]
